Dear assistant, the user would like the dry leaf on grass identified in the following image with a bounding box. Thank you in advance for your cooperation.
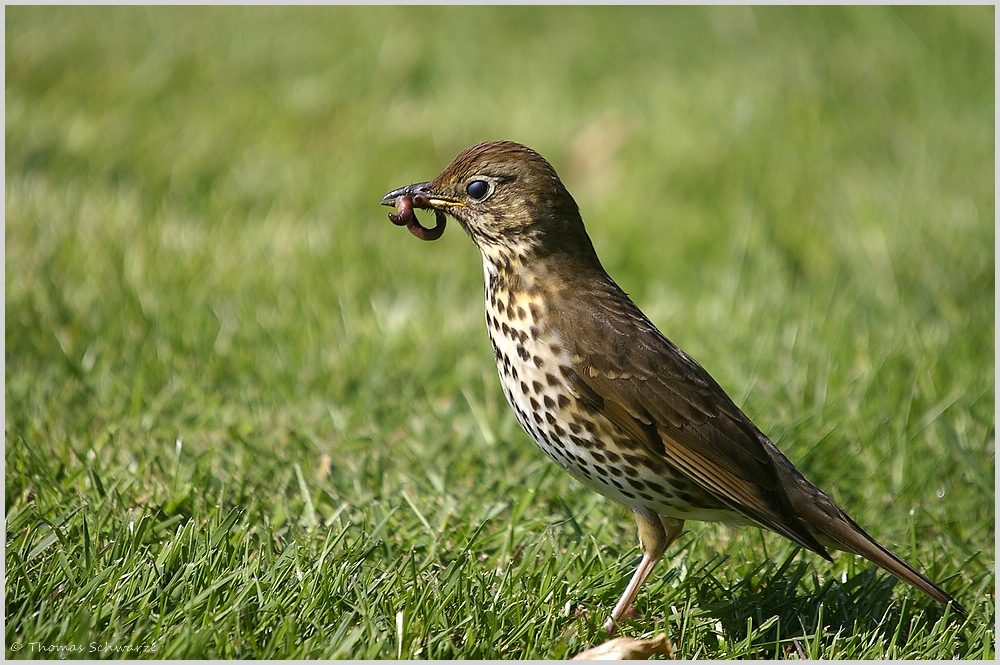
[571,633,674,660]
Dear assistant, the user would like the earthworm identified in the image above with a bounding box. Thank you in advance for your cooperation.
[388,195,412,226]
[388,194,446,241]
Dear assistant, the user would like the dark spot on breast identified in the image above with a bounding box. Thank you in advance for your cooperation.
[645,481,669,496]
[678,490,712,508]
[617,438,641,451]
[623,453,646,468]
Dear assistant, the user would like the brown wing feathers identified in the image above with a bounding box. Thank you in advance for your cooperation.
[561,280,832,556]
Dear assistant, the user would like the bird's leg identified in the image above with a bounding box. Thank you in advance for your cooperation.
[603,512,684,635]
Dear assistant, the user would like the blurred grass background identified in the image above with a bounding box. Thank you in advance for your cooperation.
[5,6,994,659]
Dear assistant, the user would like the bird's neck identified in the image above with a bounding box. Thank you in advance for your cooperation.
[481,244,537,309]
[479,245,557,391]
[478,232,609,329]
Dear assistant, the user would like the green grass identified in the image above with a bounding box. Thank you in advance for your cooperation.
[5,6,994,659]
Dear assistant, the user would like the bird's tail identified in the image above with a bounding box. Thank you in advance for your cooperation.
[806,501,967,618]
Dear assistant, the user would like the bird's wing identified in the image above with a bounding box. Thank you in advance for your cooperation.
[557,279,829,556]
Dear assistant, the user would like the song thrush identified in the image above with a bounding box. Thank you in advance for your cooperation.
[380,140,965,631]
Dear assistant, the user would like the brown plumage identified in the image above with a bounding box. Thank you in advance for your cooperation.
[380,140,965,632]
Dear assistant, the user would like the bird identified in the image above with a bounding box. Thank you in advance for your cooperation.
[379,140,966,632]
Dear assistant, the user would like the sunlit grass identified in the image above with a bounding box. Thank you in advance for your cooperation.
[6,5,993,658]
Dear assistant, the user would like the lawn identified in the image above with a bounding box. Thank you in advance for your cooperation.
[5,6,994,659]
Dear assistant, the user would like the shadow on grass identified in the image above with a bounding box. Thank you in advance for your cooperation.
[691,550,965,656]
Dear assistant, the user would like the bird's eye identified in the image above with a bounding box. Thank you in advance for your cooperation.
[466,180,490,200]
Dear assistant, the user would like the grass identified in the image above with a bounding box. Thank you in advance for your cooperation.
[5,5,994,659]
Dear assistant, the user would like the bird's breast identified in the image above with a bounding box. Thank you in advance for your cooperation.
[480,257,733,522]
[483,259,579,451]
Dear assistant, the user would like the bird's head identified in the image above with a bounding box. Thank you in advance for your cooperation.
[381,141,597,261]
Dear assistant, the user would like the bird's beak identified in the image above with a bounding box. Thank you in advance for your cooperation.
[380,181,430,208]
[380,180,462,241]
[379,181,464,210]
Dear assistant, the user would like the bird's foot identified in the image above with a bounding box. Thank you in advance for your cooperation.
[603,607,643,635]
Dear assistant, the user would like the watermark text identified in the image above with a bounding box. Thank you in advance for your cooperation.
[9,641,159,655]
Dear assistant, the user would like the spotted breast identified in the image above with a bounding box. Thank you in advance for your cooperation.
[481,247,728,523]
